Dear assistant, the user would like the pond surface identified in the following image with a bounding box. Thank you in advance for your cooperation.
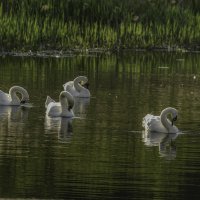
[0,52,200,199]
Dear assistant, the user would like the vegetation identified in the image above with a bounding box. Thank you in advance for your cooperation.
[1,0,200,52]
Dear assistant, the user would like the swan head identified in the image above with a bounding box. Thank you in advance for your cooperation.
[74,76,89,92]
[81,81,89,89]
[20,96,30,104]
[171,115,177,126]
[168,108,178,126]
[20,89,30,104]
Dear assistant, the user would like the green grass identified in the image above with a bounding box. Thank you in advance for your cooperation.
[1,0,200,52]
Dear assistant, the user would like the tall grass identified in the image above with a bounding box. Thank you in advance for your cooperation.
[1,0,200,51]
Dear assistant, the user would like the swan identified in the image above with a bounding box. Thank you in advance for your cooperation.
[142,107,179,134]
[45,91,74,118]
[63,76,90,98]
[0,86,29,106]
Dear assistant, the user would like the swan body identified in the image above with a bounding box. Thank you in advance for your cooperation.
[0,86,29,106]
[45,91,74,118]
[142,107,179,134]
[63,76,90,98]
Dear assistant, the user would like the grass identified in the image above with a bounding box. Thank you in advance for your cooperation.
[0,0,200,52]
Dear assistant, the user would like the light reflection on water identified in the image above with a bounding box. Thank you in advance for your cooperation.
[0,52,200,199]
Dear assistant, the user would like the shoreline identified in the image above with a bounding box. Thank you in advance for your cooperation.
[1,46,200,58]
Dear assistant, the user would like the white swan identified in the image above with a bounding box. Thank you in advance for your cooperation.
[142,107,179,133]
[0,86,29,106]
[45,91,74,118]
[63,76,90,98]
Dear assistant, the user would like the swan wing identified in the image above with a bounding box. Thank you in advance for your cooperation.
[0,90,11,105]
[63,81,73,90]
[45,96,55,108]
[46,102,62,117]
[143,114,167,133]
[65,85,79,97]
[65,84,90,97]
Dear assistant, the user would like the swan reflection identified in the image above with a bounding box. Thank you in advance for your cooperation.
[73,98,90,118]
[0,106,29,133]
[142,130,179,160]
[45,116,73,143]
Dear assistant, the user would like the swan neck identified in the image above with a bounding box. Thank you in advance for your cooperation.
[59,92,74,115]
[74,76,87,92]
[59,94,69,110]
[9,86,28,104]
[160,109,171,132]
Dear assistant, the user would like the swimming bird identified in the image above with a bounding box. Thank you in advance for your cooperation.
[63,76,90,98]
[0,86,29,105]
[45,91,74,118]
[142,107,179,134]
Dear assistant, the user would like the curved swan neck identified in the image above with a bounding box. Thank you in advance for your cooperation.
[9,86,29,104]
[66,92,74,109]
[160,107,177,132]
[73,76,88,92]
[59,91,74,112]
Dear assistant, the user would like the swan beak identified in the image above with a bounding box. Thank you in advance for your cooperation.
[171,116,177,126]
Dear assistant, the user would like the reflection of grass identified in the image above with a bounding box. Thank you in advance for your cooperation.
[1,52,200,83]
[0,1,200,51]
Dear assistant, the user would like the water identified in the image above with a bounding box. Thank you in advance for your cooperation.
[0,52,200,199]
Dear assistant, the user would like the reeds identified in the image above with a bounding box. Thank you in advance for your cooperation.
[0,0,200,51]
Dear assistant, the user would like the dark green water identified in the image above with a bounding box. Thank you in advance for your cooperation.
[0,52,200,199]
